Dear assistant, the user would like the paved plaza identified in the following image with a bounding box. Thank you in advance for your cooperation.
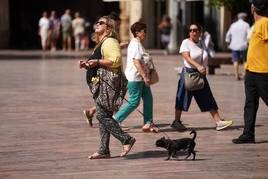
[0,50,267,179]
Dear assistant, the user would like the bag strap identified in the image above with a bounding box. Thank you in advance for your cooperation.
[184,41,204,72]
[151,59,156,69]
[92,36,108,54]
[200,40,204,65]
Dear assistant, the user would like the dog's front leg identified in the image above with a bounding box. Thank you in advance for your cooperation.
[166,151,172,160]
[185,155,190,160]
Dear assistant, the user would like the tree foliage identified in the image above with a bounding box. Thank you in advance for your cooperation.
[207,0,251,15]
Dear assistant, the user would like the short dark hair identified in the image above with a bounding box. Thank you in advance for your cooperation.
[253,0,268,16]
[254,5,268,17]
[130,22,147,37]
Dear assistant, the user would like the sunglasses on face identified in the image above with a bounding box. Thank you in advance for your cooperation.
[95,21,106,25]
[189,29,199,33]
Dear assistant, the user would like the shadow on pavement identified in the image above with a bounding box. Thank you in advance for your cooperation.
[125,150,208,161]
[162,124,263,132]
[255,140,268,144]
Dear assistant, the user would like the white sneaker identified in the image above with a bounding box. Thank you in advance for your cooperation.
[216,120,233,131]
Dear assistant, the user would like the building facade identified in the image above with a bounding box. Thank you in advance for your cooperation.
[0,0,9,49]
[0,0,120,49]
[118,0,233,52]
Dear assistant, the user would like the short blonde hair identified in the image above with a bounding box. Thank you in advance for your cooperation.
[91,16,119,43]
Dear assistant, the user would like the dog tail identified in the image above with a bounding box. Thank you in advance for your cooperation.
[190,130,197,141]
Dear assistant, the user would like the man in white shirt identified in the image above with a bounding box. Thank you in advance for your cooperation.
[225,12,250,80]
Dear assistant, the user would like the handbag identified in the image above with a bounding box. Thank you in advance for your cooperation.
[149,60,159,85]
[184,68,204,91]
[89,67,128,112]
[184,41,205,91]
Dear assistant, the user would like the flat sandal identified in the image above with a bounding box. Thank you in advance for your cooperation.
[120,138,136,157]
[88,152,110,159]
[142,124,159,133]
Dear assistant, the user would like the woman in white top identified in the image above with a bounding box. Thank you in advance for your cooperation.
[113,21,157,132]
[38,11,50,51]
[171,24,233,131]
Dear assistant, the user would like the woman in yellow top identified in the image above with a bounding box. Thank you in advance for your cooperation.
[78,16,135,159]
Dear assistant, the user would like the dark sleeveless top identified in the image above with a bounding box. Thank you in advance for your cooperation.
[86,41,103,86]
[161,26,171,35]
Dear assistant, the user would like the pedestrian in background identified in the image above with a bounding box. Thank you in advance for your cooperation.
[38,11,50,51]
[113,21,158,133]
[72,12,85,51]
[225,13,250,80]
[247,24,255,41]
[200,27,215,58]
[61,9,72,51]
[48,10,60,51]
[171,23,233,132]
[83,18,92,50]
[200,27,215,74]
[108,12,129,49]
[108,12,120,33]
[158,15,172,55]
[233,0,268,144]
[79,16,135,159]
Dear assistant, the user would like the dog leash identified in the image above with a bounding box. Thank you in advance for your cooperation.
[96,75,173,140]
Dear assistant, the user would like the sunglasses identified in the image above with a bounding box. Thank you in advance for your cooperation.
[189,29,199,33]
[95,21,106,25]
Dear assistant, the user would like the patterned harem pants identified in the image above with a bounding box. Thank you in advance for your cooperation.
[95,103,132,155]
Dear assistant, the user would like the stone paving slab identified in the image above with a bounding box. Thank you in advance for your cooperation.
[0,51,267,179]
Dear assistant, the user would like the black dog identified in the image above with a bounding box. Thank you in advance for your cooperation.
[156,130,196,160]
